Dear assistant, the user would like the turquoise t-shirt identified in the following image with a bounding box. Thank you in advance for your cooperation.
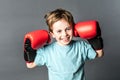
[34,40,96,80]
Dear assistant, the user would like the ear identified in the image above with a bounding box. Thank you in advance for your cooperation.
[49,32,55,38]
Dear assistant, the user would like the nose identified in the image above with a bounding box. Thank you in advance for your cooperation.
[62,30,67,36]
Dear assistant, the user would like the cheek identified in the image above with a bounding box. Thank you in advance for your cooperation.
[51,32,60,38]
[68,30,73,35]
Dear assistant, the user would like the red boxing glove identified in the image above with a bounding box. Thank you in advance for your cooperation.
[24,30,51,49]
[24,30,51,62]
[74,20,103,50]
[74,20,97,39]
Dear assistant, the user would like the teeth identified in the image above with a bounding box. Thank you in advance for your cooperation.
[61,37,68,40]
[61,37,69,41]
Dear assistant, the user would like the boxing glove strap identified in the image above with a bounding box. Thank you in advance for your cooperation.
[88,36,103,50]
[24,50,36,62]
[24,39,36,62]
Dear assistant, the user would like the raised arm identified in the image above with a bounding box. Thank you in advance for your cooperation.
[74,20,104,58]
[24,30,51,68]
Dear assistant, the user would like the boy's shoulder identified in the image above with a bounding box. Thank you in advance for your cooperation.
[43,42,56,49]
[43,40,89,49]
[71,39,92,50]
[37,42,56,53]
[72,39,89,45]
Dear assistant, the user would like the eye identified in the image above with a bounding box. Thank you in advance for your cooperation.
[66,27,72,31]
[57,30,62,33]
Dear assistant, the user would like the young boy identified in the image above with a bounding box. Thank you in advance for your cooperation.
[24,8,104,80]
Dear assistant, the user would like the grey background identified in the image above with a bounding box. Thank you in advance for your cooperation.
[0,0,120,80]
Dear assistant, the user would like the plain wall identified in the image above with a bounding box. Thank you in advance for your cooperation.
[0,0,120,80]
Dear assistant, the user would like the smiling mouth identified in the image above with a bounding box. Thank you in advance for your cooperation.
[61,37,70,42]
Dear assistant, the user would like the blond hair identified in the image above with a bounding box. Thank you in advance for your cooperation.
[44,8,75,32]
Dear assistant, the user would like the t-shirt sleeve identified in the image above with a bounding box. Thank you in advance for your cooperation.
[34,47,47,66]
[87,45,97,60]
[82,41,97,61]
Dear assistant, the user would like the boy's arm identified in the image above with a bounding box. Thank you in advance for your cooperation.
[74,20,104,58]
[96,49,104,58]
[26,62,37,68]
[87,36,104,58]
[24,30,51,67]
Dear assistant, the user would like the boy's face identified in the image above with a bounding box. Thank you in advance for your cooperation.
[50,19,73,46]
